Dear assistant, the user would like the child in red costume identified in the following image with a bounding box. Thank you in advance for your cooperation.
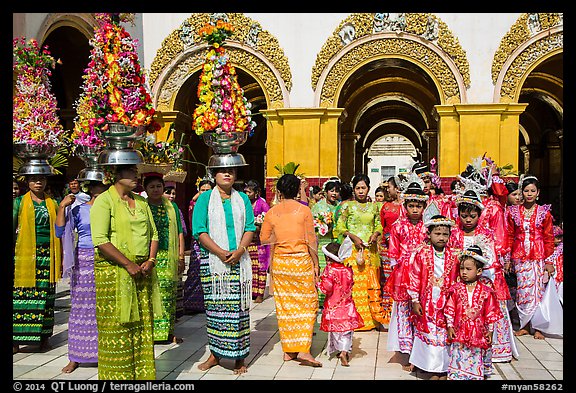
[384,178,428,371]
[406,214,460,379]
[318,242,364,366]
[445,245,503,380]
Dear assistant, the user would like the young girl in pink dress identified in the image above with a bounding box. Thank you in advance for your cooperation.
[445,245,503,380]
[318,242,364,366]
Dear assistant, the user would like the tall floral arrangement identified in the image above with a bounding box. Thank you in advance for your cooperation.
[71,13,160,149]
[13,37,65,146]
[192,20,256,137]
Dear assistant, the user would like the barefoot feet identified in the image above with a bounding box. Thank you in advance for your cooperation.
[233,359,248,375]
[339,351,350,367]
[254,295,264,303]
[402,363,414,372]
[298,352,322,367]
[197,354,220,371]
[534,330,546,340]
[169,334,184,344]
[283,352,298,361]
[514,328,530,337]
[62,361,79,373]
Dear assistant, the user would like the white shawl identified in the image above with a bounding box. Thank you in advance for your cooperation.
[207,188,252,310]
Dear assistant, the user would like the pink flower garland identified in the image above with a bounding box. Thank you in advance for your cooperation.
[72,13,160,148]
[13,37,65,147]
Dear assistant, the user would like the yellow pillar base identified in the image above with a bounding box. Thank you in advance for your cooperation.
[261,107,344,178]
[435,103,528,177]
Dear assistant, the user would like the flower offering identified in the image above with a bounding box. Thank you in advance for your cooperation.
[192,21,256,137]
[13,37,65,147]
[71,13,160,149]
[313,211,334,236]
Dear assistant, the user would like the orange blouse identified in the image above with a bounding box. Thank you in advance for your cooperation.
[260,199,317,255]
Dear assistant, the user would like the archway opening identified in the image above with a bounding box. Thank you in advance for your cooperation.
[173,66,268,204]
[366,134,416,198]
[336,57,441,183]
[518,52,563,222]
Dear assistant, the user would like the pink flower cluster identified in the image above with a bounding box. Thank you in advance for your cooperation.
[72,13,160,148]
[12,37,65,146]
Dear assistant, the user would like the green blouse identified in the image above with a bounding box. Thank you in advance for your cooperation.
[13,195,53,244]
[148,200,183,250]
[333,200,383,243]
[192,189,256,252]
[90,190,159,259]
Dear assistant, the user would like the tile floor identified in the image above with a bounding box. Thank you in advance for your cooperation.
[13,279,563,381]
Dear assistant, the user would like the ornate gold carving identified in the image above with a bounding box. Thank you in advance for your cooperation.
[156,47,284,111]
[492,13,563,84]
[149,13,292,95]
[498,31,563,102]
[319,39,461,106]
[312,13,470,93]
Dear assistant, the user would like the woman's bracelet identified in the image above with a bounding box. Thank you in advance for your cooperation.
[242,246,247,253]
[148,257,157,267]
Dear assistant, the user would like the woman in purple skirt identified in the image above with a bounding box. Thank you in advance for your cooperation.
[55,180,108,373]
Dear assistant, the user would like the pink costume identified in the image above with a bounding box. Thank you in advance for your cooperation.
[429,194,456,221]
[479,195,508,260]
[545,241,563,299]
[444,281,503,380]
[406,243,460,372]
[506,204,555,330]
[384,216,428,353]
[318,261,364,355]
[449,224,517,364]
[318,261,364,333]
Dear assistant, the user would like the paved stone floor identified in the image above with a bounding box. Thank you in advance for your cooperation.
[13,278,563,381]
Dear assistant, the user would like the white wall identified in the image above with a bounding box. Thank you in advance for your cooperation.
[16,13,524,108]
[140,13,522,108]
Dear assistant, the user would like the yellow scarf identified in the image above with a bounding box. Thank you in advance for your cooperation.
[14,192,61,287]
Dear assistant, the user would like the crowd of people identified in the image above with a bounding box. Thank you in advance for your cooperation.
[12,154,563,380]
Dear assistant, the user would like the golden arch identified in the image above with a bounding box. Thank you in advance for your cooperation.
[492,13,563,103]
[311,13,470,106]
[149,13,292,111]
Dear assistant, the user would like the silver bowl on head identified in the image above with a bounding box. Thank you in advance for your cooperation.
[76,167,105,182]
[14,142,58,176]
[98,148,144,166]
[207,153,249,169]
[101,122,146,149]
[202,130,249,154]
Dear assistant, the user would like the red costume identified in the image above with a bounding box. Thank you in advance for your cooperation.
[444,281,503,350]
[449,227,510,301]
[384,216,428,301]
[506,204,555,262]
[406,244,460,333]
[318,262,364,332]
[479,195,508,258]
[380,201,402,244]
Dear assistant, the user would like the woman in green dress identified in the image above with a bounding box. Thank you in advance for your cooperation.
[13,174,61,354]
[333,174,386,331]
[90,164,163,380]
[143,173,185,344]
[310,179,341,307]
